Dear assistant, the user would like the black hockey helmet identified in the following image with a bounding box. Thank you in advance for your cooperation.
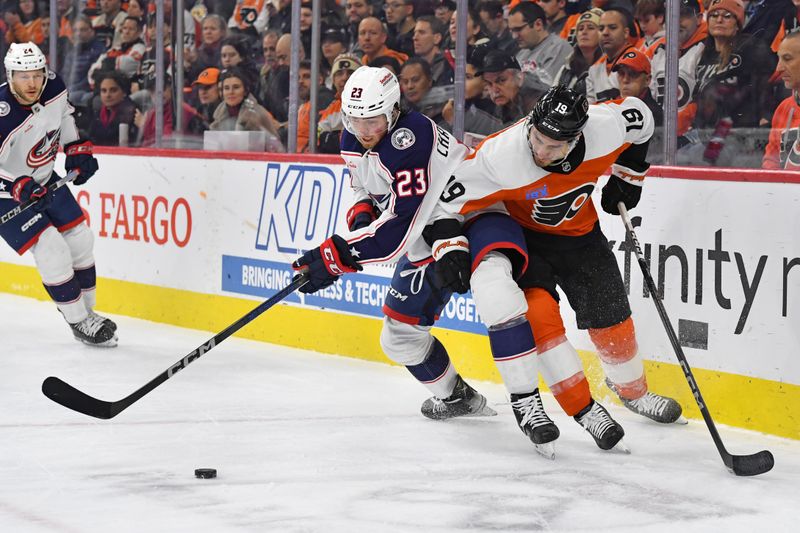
[527,85,589,141]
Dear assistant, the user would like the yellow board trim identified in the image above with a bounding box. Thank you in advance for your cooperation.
[2,261,797,440]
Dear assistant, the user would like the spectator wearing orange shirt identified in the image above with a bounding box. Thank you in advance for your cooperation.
[358,16,408,66]
[4,0,44,45]
[764,31,800,169]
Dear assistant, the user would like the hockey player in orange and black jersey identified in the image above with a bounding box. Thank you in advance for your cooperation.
[0,42,116,346]
[434,86,685,451]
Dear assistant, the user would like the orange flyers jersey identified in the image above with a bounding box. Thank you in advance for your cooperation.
[434,97,654,238]
[763,94,800,170]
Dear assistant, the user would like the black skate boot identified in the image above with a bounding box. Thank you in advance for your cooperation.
[574,400,627,452]
[70,314,118,347]
[510,389,560,459]
[88,310,117,332]
[421,375,497,420]
[606,379,685,424]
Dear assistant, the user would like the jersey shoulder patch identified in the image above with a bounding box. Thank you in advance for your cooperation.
[375,111,435,173]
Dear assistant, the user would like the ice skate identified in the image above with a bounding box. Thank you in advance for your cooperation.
[574,400,629,453]
[606,379,686,424]
[88,310,118,333]
[421,375,497,420]
[69,313,118,347]
[510,389,560,460]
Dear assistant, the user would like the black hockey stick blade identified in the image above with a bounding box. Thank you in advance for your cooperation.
[42,273,308,419]
[728,449,775,477]
[42,376,116,419]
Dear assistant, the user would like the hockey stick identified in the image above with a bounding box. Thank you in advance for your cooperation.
[0,170,80,226]
[42,273,309,419]
[618,203,774,476]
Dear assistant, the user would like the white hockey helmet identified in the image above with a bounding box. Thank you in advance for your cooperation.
[4,42,49,100]
[341,66,402,135]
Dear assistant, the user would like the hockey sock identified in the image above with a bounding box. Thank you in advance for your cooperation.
[405,337,458,399]
[74,264,97,310]
[589,317,647,400]
[488,315,539,395]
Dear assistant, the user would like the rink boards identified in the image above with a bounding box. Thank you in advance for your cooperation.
[0,149,798,440]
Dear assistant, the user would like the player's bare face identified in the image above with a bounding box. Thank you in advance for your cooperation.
[12,70,45,105]
[349,115,388,149]
[529,127,571,167]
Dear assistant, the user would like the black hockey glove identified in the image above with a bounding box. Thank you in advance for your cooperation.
[12,176,51,213]
[292,235,362,294]
[600,174,642,215]
[346,199,379,231]
[64,140,99,185]
[429,218,471,294]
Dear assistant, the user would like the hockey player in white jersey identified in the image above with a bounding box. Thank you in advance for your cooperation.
[433,86,685,452]
[292,66,496,419]
[0,43,117,347]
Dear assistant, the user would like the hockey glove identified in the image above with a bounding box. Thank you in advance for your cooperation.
[429,218,471,294]
[346,199,379,231]
[600,175,642,215]
[64,140,99,185]
[12,176,51,213]
[292,235,362,294]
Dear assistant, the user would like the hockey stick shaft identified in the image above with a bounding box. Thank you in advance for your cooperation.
[0,170,80,225]
[618,203,773,476]
[42,273,309,419]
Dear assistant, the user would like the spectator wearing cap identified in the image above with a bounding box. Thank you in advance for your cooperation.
[647,0,707,139]
[318,53,360,153]
[358,16,408,66]
[227,0,269,38]
[634,0,666,49]
[480,49,549,128]
[192,67,222,128]
[441,48,502,137]
[384,0,416,58]
[134,72,205,147]
[764,31,800,169]
[87,16,145,91]
[413,15,453,86]
[509,2,572,86]
[586,7,633,103]
[539,0,570,36]
[344,0,373,54]
[553,7,603,95]
[91,0,127,49]
[87,71,139,146]
[210,66,282,143]
[61,15,106,106]
[613,47,662,125]
[478,0,517,54]
[322,26,349,88]
[186,14,227,85]
[680,0,777,166]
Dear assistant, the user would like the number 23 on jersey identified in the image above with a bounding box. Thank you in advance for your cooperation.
[395,169,427,197]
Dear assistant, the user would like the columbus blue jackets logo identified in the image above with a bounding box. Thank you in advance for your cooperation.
[26,129,60,168]
[391,128,415,150]
[531,183,595,226]
[0,101,9,116]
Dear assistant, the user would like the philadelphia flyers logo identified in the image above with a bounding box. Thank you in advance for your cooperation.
[26,129,60,168]
[531,183,595,226]
[239,7,257,25]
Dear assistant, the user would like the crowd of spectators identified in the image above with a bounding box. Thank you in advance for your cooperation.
[1,0,799,169]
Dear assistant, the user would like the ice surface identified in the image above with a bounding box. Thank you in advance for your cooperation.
[0,293,797,532]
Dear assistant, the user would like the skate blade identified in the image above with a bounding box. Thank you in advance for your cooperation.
[534,441,556,460]
[609,438,631,454]
[74,334,119,348]
[673,415,689,425]
[465,404,498,417]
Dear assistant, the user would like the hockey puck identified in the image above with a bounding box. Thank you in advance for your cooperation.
[194,468,217,479]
